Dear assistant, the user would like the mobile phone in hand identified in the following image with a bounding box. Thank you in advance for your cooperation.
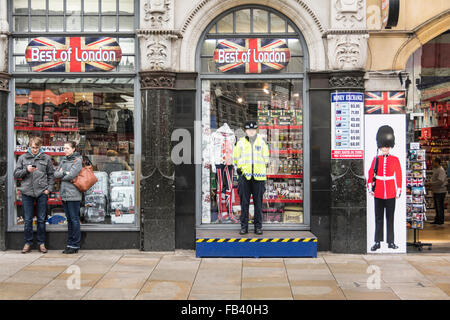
[31,165,37,168]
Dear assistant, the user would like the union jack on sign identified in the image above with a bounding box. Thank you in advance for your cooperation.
[25,37,122,72]
[213,38,290,74]
[407,178,423,187]
[364,91,406,114]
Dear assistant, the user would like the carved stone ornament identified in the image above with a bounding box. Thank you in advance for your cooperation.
[327,34,368,70]
[143,0,173,29]
[332,0,365,29]
[329,75,365,89]
[139,71,176,89]
[0,72,10,92]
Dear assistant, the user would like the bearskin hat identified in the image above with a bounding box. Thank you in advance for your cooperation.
[376,125,395,148]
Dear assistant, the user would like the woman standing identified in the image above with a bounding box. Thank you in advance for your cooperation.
[54,141,83,254]
[14,137,55,254]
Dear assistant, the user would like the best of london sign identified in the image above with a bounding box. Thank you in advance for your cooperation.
[25,37,122,72]
[213,39,290,73]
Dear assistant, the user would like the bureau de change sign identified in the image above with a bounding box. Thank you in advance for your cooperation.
[331,92,364,159]
[25,37,122,72]
[214,38,290,73]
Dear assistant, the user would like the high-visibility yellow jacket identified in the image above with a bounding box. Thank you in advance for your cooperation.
[233,134,270,181]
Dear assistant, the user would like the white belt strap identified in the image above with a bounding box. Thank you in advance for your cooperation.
[375,175,395,181]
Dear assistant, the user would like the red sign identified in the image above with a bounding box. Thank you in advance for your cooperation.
[421,128,432,139]
[25,37,122,72]
[213,38,290,73]
[332,150,364,159]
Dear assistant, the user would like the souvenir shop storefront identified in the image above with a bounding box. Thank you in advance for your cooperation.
[193,5,325,257]
[4,0,141,249]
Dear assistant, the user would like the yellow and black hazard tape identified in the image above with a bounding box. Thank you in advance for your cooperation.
[196,238,317,243]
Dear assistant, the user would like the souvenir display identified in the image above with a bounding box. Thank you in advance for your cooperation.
[13,85,135,226]
[406,146,427,229]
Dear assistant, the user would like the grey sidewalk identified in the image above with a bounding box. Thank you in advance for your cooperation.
[0,250,449,300]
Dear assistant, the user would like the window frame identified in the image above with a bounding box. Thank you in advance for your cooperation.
[7,0,141,232]
[195,5,311,231]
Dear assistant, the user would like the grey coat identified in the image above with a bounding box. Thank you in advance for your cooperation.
[54,153,83,201]
[14,150,55,198]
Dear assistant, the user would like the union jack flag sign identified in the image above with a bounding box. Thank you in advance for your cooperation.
[213,39,290,73]
[407,178,423,187]
[25,37,122,72]
[364,91,406,114]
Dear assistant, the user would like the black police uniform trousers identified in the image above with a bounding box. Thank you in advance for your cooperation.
[238,175,265,230]
[374,197,395,243]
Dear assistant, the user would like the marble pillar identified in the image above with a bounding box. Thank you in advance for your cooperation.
[140,71,176,251]
[329,71,367,253]
[0,72,9,251]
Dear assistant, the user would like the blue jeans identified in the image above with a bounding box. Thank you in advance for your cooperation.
[22,194,48,246]
[63,201,81,249]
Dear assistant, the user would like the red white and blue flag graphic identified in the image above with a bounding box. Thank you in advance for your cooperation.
[213,38,290,74]
[25,37,122,72]
[364,91,406,114]
[407,178,424,187]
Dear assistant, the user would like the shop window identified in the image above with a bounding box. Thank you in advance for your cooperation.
[201,80,304,225]
[11,0,135,33]
[200,7,303,75]
[13,78,136,226]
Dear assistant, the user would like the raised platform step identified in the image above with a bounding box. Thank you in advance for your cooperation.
[196,229,317,258]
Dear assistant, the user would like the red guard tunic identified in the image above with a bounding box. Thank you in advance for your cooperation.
[367,154,402,199]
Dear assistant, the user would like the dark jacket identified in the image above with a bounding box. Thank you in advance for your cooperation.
[54,152,83,201]
[14,149,55,198]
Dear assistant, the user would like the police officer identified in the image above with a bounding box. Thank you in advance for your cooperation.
[367,125,402,251]
[233,120,269,235]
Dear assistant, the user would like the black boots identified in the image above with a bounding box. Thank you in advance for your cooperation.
[62,247,79,254]
[239,227,248,235]
[371,242,381,251]
[239,227,263,235]
[371,242,398,251]
[388,243,398,249]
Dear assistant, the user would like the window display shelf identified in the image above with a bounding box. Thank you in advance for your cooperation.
[270,150,303,155]
[267,174,303,179]
[264,199,303,203]
[14,151,65,156]
[259,125,303,130]
[14,126,79,132]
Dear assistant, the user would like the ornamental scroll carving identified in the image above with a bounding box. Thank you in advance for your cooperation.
[143,0,173,29]
[327,34,368,70]
[333,0,365,28]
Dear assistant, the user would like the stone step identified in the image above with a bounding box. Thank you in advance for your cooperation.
[196,229,317,258]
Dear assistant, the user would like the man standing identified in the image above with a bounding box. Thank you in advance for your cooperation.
[14,136,55,253]
[233,121,269,235]
[430,158,447,225]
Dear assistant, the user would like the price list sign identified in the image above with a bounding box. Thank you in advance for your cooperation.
[331,92,364,159]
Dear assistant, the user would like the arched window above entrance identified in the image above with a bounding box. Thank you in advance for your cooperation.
[198,6,307,74]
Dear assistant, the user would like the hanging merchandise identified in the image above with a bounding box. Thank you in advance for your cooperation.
[92,108,109,132]
[406,144,432,250]
[117,107,134,134]
[106,109,119,132]
[207,123,237,222]
[76,93,93,130]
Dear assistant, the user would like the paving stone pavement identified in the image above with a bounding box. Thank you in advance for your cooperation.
[0,250,449,300]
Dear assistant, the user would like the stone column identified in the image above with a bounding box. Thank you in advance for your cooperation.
[329,72,367,253]
[326,1,369,253]
[0,72,9,251]
[0,0,9,250]
[139,71,177,251]
[138,1,182,251]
